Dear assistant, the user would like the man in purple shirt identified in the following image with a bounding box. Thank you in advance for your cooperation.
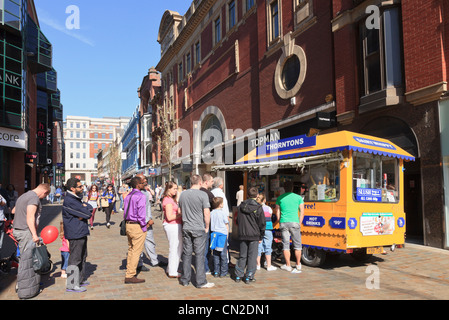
[124,176,149,284]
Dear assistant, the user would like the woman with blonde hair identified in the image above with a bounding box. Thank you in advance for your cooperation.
[162,181,183,278]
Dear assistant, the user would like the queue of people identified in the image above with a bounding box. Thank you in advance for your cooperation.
[3,173,305,299]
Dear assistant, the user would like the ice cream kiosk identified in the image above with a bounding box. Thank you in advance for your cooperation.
[213,131,415,267]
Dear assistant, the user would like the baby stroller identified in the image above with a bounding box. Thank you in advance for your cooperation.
[0,220,19,274]
[0,219,53,275]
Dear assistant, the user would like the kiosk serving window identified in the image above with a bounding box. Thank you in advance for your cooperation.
[352,151,398,203]
[260,160,341,203]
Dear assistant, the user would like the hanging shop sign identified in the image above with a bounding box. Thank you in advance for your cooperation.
[0,126,27,149]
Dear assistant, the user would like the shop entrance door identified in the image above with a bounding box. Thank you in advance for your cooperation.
[404,159,423,243]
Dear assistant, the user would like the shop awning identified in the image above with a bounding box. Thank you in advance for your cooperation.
[212,130,415,171]
[212,153,342,172]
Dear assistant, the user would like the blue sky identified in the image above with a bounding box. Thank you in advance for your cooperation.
[34,0,191,120]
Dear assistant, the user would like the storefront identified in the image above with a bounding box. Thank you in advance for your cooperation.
[439,99,449,249]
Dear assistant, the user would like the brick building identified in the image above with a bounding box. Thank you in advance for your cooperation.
[332,0,449,248]
[63,116,130,186]
[154,0,449,249]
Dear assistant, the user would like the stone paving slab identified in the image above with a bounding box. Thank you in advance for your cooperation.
[1,204,449,301]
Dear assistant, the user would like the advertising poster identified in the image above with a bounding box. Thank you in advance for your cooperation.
[360,213,395,236]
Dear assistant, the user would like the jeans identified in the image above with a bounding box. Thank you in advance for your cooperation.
[235,240,259,279]
[213,246,228,276]
[49,194,54,203]
[61,251,70,270]
[258,230,273,256]
[181,229,207,287]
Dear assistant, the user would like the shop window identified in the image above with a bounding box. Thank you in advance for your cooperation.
[352,152,398,203]
[262,161,341,203]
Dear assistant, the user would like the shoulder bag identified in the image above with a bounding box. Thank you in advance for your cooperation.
[120,191,135,236]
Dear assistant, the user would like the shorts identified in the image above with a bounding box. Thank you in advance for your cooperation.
[280,222,302,251]
[258,230,273,256]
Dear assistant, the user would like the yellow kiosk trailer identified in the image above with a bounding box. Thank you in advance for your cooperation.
[213,131,415,267]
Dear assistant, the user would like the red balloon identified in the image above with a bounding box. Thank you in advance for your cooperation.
[41,226,59,244]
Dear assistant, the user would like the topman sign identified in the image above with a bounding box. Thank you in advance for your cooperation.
[0,126,27,150]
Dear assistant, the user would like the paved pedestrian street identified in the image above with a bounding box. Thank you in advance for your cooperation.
[1,204,449,301]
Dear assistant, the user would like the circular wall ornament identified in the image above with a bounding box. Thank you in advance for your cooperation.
[274,32,307,100]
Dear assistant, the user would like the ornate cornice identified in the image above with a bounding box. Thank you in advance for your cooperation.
[156,0,216,72]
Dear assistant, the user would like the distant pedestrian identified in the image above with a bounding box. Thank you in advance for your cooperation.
[49,184,56,204]
[55,186,62,204]
[101,184,116,229]
[6,184,18,218]
[162,181,182,278]
[87,185,100,230]
[12,183,50,299]
[178,174,214,289]
[59,221,70,279]
[234,187,266,284]
[275,180,304,274]
[62,178,93,293]
[123,176,149,284]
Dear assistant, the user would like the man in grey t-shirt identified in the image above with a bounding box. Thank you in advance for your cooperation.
[12,184,50,299]
[178,174,214,289]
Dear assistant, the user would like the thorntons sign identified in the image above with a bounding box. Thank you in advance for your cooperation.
[0,126,27,149]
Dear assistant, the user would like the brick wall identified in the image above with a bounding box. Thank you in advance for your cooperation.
[403,0,447,92]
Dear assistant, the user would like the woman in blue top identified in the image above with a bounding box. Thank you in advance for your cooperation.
[101,184,116,229]
[256,193,277,271]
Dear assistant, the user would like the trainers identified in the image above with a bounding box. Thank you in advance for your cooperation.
[291,267,302,274]
[280,264,292,272]
[266,266,277,271]
[243,277,256,284]
[199,282,215,289]
[234,276,241,283]
[66,286,87,293]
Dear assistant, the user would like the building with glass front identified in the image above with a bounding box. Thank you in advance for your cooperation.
[0,0,62,194]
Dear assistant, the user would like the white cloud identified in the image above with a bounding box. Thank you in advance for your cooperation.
[36,7,95,47]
